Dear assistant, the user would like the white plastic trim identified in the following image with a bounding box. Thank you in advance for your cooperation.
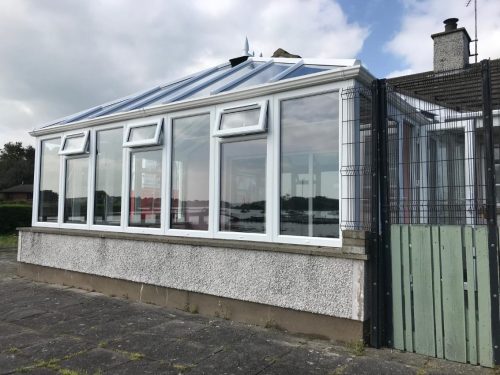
[58,131,89,155]
[213,100,268,137]
[123,118,163,147]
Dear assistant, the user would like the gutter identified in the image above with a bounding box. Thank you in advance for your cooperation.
[30,65,375,137]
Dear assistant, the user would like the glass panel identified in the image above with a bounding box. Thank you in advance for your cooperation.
[283,65,330,80]
[220,138,266,233]
[187,62,262,99]
[128,124,157,143]
[38,138,60,222]
[171,114,210,230]
[64,158,88,224]
[231,63,289,90]
[63,134,86,152]
[129,149,162,227]
[220,108,260,130]
[280,92,339,238]
[94,128,123,226]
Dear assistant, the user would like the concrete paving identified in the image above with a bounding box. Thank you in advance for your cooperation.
[0,248,495,374]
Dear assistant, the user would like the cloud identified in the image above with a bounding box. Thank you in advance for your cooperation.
[385,0,500,76]
[0,0,368,146]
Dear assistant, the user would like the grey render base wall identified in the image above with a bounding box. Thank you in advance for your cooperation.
[18,229,367,322]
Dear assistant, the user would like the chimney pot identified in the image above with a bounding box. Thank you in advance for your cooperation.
[443,18,459,32]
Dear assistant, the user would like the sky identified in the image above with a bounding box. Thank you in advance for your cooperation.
[1,0,499,147]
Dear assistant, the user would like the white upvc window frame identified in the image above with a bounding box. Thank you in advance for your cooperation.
[32,135,63,228]
[123,115,166,235]
[123,118,163,148]
[165,107,215,239]
[213,100,268,137]
[89,123,127,232]
[272,84,346,248]
[212,97,273,242]
[59,130,89,155]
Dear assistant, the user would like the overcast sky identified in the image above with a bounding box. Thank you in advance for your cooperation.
[1,0,499,147]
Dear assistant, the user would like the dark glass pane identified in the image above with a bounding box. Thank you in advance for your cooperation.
[38,138,60,222]
[129,149,162,227]
[232,63,289,89]
[282,65,330,80]
[220,108,260,130]
[64,157,88,223]
[94,128,123,225]
[171,114,210,230]
[280,92,339,238]
[220,138,266,233]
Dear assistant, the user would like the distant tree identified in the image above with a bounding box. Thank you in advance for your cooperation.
[0,142,35,190]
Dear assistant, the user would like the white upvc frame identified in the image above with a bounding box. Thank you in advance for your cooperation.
[123,114,166,234]
[213,100,268,137]
[272,83,348,248]
[165,107,215,238]
[32,135,62,228]
[58,130,89,155]
[123,118,163,148]
[32,81,349,248]
[89,123,127,232]
[59,152,92,229]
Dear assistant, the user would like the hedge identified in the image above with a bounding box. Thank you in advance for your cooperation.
[0,204,32,234]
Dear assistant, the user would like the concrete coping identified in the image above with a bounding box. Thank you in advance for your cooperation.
[18,227,368,261]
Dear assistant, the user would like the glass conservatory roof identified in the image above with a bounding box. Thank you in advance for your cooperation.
[39,57,359,129]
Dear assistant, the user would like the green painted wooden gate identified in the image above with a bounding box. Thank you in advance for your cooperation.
[391,224,494,367]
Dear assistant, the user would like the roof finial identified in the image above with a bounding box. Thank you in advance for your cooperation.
[242,37,251,57]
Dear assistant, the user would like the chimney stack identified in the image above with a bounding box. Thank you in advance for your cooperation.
[431,18,471,72]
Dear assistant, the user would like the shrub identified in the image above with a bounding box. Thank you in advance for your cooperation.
[0,204,32,234]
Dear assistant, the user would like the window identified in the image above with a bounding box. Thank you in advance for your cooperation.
[38,138,60,222]
[129,149,162,227]
[280,92,339,238]
[59,131,89,155]
[64,157,88,223]
[214,101,268,137]
[123,120,163,147]
[220,138,266,233]
[94,128,123,226]
[170,114,210,230]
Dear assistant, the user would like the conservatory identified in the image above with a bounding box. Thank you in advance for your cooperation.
[18,51,375,341]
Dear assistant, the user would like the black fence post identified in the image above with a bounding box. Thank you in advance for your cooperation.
[481,59,500,364]
[370,79,390,348]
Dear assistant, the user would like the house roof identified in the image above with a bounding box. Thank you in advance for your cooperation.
[38,57,359,131]
[0,184,33,193]
[387,58,500,112]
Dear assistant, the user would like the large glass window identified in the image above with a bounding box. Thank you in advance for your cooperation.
[171,114,210,230]
[220,138,266,233]
[280,92,339,238]
[64,157,88,223]
[94,128,123,226]
[129,149,162,227]
[38,138,60,222]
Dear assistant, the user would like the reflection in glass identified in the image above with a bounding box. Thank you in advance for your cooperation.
[220,108,260,130]
[280,92,339,238]
[38,138,60,222]
[63,134,87,153]
[64,158,88,223]
[220,138,266,233]
[129,149,162,227]
[232,63,289,90]
[94,128,123,225]
[128,124,157,142]
[171,114,210,230]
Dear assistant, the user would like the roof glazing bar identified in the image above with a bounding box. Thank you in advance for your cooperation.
[162,59,254,103]
[60,106,105,125]
[125,64,224,111]
[268,59,304,83]
[88,86,163,119]
[210,59,274,95]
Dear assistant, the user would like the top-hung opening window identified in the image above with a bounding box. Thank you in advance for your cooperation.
[59,131,89,155]
[123,119,163,147]
[214,100,268,137]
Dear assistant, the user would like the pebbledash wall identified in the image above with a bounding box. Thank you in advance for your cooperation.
[18,56,375,342]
